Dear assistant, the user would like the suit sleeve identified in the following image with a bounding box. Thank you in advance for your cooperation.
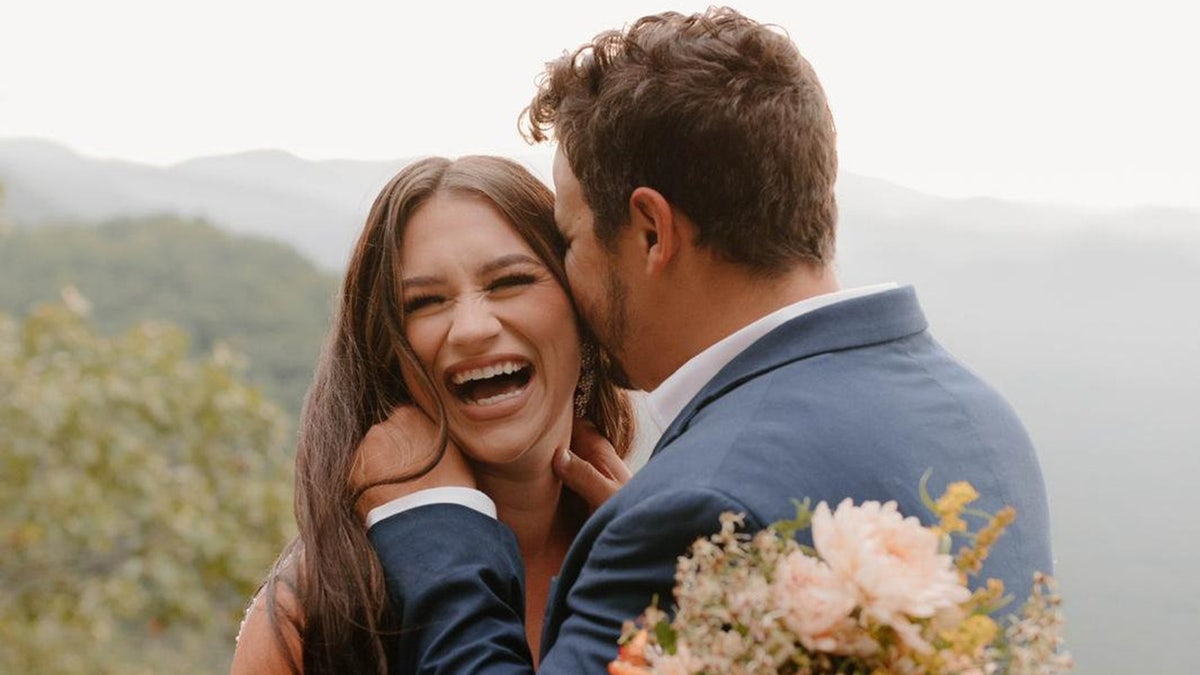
[368,490,758,674]
[538,488,759,673]
[367,504,532,674]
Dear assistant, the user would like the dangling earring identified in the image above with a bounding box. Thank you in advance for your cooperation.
[574,342,597,418]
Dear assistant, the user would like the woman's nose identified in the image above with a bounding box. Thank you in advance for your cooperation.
[446,296,502,348]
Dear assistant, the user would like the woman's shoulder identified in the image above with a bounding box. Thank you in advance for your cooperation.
[230,547,304,674]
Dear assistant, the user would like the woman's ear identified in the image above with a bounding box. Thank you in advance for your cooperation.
[629,187,679,276]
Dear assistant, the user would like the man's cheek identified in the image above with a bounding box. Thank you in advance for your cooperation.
[565,260,588,300]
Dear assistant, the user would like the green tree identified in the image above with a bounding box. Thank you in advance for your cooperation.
[0,303,295,673]
[0,217,338,416]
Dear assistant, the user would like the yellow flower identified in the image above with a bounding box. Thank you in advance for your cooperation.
[934,481,979,533]
[957,507,1017,575]
[940,614,1000,654]
[967,578,1007,614]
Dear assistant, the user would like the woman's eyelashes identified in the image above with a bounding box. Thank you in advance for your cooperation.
[403,294,444,314]
[486,272,538,292]
[403,274,540,314]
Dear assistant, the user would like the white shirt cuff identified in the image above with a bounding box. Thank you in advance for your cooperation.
[365,487,497,528]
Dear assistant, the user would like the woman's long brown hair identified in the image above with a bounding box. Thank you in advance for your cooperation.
[262,155,634,673]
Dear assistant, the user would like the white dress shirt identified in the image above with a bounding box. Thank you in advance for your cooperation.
[365,486,497,528]
[646,283,899,434]
[364,283,898,527]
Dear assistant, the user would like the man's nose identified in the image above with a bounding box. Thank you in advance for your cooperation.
[446,296,502,348]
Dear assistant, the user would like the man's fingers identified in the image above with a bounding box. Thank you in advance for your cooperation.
[553,447,619,512]
[570,418,632,483]
[559,418,632,512]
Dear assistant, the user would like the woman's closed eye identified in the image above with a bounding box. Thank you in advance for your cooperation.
[403,294,444,314]
[487,273,539,293]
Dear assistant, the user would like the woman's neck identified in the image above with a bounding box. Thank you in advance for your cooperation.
[469,425,583,665]
[474,456,571,559]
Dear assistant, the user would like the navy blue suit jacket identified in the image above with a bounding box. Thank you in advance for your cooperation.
[368,286,1053,673]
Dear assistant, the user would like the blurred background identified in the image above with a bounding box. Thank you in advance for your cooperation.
[2,1,1197,672]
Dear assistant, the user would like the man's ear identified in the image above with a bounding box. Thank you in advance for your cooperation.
[629,187,680,276]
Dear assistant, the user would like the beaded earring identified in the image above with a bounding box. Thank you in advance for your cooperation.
[573,342,597,418]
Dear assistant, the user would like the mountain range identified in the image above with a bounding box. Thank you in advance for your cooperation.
[4,138,1197,269]
[2,137,1198,672]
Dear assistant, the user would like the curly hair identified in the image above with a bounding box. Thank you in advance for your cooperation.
[523,7,838,274]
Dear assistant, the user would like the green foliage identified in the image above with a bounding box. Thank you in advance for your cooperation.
[769,497,814,542]
[0,216,338,415]
[0,304,296,673]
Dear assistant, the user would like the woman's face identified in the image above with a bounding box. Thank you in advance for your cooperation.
[399,191,581,469]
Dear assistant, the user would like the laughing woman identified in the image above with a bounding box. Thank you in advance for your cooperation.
[230,156,634,674]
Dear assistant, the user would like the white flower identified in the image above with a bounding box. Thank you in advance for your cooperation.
[812,498,971,652]
[772,550,859,651]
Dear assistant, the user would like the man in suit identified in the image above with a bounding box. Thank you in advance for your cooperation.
[365,7,1053,672]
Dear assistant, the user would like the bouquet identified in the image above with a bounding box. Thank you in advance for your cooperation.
[610,476,1072,674]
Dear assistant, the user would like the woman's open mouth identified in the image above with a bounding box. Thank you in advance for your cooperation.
[447,359,534,407]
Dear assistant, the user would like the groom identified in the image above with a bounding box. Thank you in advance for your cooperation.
[366,7,1053,672]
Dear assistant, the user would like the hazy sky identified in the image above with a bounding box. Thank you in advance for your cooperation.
[2,0,1198,210]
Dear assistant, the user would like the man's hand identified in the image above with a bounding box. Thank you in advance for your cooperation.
[553,418,631,512]
[351,405,475,521]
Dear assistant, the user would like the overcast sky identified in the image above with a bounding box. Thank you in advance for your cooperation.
[2,0,1197,211]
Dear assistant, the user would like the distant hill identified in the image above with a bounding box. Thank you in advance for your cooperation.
[0,216,337,414]
[2,138,1198,672]
[4,137,1197,270]
[0,139,393,269]
[0,139,554,269]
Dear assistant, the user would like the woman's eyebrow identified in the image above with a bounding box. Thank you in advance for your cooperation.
[401,274,442,289]
[402,254,542,289]
[478,253,542,276]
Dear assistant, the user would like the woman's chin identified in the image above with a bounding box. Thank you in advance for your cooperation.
[463,446,556,482]
[455,423,563,476]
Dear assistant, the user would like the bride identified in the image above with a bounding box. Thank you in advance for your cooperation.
[231,155,635,673]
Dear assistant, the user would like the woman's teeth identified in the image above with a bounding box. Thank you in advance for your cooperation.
[471,389,525,406]
[451,360,527,385]
[449,361,533,406]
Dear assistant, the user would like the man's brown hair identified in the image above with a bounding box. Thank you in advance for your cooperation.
[523,7,838,274]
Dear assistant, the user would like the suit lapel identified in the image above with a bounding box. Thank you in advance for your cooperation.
[649,286,928,457]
